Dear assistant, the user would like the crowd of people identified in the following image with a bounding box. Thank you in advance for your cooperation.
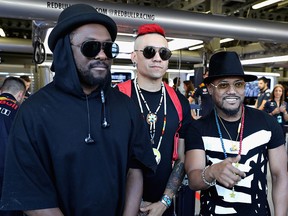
[0,3,287,216]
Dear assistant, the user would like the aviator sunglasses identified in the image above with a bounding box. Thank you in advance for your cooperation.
[135,46,172,61]
[210,80,246,91]
[71,40,119,59]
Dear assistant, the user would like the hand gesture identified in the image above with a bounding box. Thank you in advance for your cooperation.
[279,104,286,113]
[211,155,246,188]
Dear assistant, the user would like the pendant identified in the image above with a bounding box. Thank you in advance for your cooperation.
[146,113,157,125]
[234,162,239,168]
[230,187,236,198]
[230,143,238,151]
[153,148,161,165]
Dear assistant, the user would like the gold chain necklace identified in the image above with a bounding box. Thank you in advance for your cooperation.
[217,115,242,151]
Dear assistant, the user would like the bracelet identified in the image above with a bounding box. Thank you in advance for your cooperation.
[160,194,172,208]
[201,165,216,187]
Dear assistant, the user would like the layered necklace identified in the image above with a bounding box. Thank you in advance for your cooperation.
[214,105,245,198]
[134,78,167,164]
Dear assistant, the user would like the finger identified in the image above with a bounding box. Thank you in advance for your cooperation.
[233,168,246,178]
[140,205,151,212]
[225,155,240,165]
[231,155,241,163]
[221,176,237,188]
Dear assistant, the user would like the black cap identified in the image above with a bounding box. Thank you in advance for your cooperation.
[204,51,257,84]
[48,4,117,52]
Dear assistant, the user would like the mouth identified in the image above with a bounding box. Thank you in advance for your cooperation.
[90,61,109,70]
[224,97,240,104]
[150,65,163,69]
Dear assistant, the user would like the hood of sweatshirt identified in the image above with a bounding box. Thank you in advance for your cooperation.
[50,34,111,98]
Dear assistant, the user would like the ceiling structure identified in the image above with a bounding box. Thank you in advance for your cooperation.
[0,0,288,73]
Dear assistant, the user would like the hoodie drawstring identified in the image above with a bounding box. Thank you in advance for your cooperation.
[100,90,110,128]
[84,90,110,144]
[84,95,95,144]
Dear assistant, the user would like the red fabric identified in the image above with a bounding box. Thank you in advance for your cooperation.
[137,23,165,37]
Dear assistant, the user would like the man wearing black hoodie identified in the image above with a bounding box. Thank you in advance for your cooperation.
[0,4,156,216]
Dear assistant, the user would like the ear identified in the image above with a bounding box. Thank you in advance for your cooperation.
[15,91,25,103]
[131,51,137,65]
[207,84,213,95]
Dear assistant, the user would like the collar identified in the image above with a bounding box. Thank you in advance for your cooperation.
[0,93,17,102]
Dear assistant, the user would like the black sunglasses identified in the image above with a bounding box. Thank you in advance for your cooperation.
[135,46,172,61]
[71,40,119,59]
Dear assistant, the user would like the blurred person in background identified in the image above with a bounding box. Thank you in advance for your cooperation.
[264,84,288,140]
[183,80,198,120]
[183,80,194,104]
[255,76,270,110]
[172,77,181,92]
[162,77,169,85]
[0,76,26,216]
[193,71,214,119]
[20,75,31,99]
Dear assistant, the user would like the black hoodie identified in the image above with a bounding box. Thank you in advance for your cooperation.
[1,35,156,215]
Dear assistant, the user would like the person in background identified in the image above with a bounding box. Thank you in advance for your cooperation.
[264,84,288,139]
[0,76,26,216]
[183,80,194,104]
[255,76,270,110]
[183,80,198,120]
[0,4,156,216]
[162,77,169,85]
[172,77,181,92]
[185,51,288,215]
[117,23,193,216]
[193,71,214,119]
[20,75,31,99]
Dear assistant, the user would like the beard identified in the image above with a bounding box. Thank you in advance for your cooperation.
[216,96,244,116]
[77,60,111,89]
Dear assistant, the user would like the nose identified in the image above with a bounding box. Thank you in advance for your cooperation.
[226,84,237,93]
[152,51,162,61]
[95,48,107,60]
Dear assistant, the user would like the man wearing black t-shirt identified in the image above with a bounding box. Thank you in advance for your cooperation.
[119,24,193,216]
[185,51,288,215]
[255,76,271,110]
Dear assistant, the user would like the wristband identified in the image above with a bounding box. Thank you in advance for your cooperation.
[160,194,172,208]
[201,165,216,187]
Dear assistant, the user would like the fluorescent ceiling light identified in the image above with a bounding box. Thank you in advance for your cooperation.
[0,28,6,37]
[241,55,288,65]
[117,32,135,37]
[167,69,194,73]
[188,44,204,51]
[188,38,234,50]
[220,38,234,43]
[252,0,283,9]
[168,39,203,51]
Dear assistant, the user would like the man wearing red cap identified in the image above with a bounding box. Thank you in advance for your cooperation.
[118,24,194,215]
